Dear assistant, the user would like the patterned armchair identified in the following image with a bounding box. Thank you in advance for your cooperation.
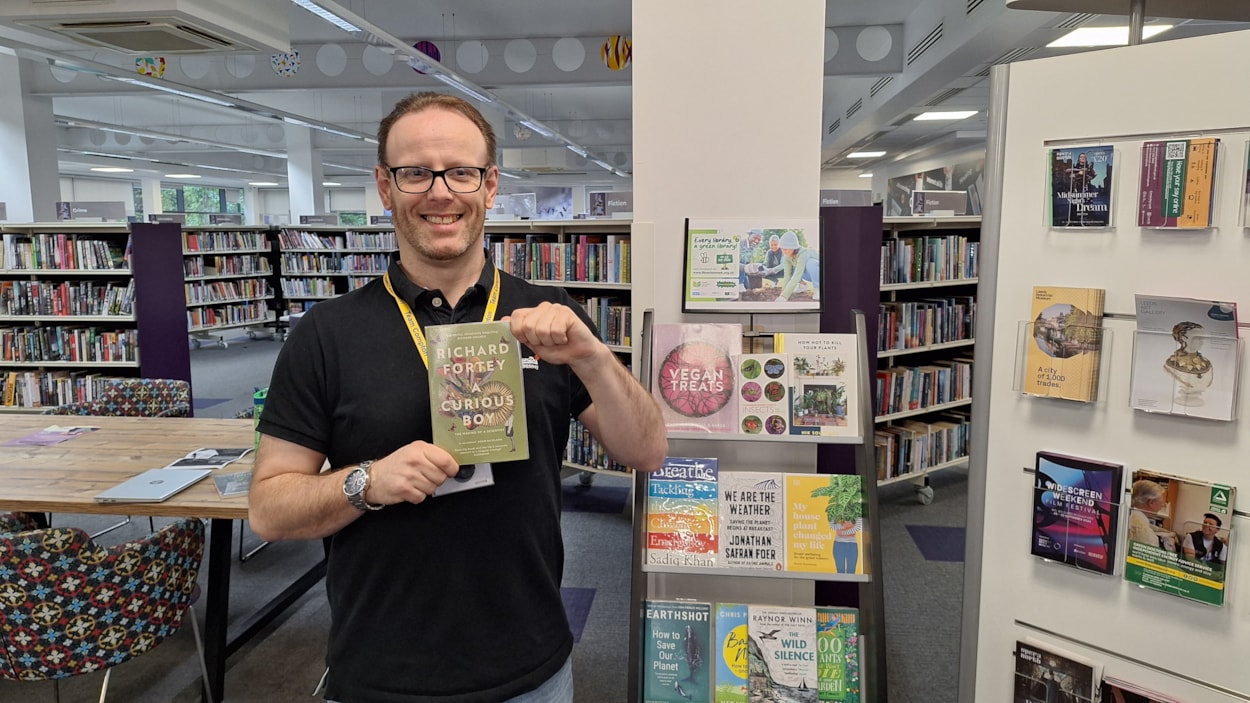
[0,516,210,701]
[42,378,191,418]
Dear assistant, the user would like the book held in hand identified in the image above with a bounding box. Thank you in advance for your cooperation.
[1024,286,1106,402]
[426,320,529,464]
[1129,295,1239,421]
[1031,451,1123,575]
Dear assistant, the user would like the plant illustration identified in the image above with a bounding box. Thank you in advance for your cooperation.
[810,475,862,523]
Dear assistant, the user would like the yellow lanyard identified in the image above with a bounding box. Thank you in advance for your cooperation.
[382,266,501,368]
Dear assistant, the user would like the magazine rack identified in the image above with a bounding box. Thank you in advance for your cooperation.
[627,308,887,700]
[1013,321,1115,403]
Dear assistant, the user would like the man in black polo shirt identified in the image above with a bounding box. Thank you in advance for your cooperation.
[250,92,668,702]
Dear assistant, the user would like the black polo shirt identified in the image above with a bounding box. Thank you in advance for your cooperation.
[259,255,594,702]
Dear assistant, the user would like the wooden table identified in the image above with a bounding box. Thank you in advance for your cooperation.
[0,415,326,703]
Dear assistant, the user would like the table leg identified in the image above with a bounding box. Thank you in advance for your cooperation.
[202,518,234,703]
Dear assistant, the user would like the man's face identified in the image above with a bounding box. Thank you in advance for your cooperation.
[748,234,761,247]
[1202,519,1220,537]
[375,108,498,263]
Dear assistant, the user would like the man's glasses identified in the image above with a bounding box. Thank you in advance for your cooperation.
[386,166,489,194]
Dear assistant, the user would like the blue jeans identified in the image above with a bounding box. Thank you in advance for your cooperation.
[326,656,573,703]
[833,541,858,573]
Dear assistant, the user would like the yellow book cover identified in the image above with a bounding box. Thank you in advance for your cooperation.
[1179,138,1218,228]
[784,474,863,575]
[1024,286,1106,402]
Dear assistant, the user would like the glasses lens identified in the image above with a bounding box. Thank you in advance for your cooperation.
[393,167,483,194]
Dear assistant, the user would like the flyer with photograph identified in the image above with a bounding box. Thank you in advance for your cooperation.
[682,218,821,313]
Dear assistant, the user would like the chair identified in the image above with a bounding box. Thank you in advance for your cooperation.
[42,378,192,419]
[42,378,191,537]
[0,515,211,702]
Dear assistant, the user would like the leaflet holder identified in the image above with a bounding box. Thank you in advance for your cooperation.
[1014,321,1114,403]
[1129,331,1243,421]
[1014,671,1097,703]
[1029,470,1123,578]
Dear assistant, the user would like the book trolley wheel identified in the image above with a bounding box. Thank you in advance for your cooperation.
[578,471,594,487]
[915,484,934,505]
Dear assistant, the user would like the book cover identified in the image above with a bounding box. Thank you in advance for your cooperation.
[775,333,860,439]
[647,457,719,568]
[1129,295,1239,421]
[736,353,791,435]
[426,320,530,464]
[1013,639,1101,703]
[651,323,743,433]
[816,607,860,703]
[1137,138,1220,228]
[718,471,785,571]
[1049,145,1114,227]
[715,603,749,703]
[747,605,818,702]
[1031,451,1124,575]
[643,600,711,703]
[1101,675,1187,703]
[1124,468,1235,606]
[1024,286,1106,402]
[785,474,864,575]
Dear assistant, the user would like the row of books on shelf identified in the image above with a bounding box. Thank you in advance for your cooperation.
[652,324,862,439]
[183,231,268,252]
[489,236,631,284]
[873,410,969,481]
[280,252,392,274]
[187,302,270,331]
[1,279,135,317]
[1014,638,1186,703]
[647,458,864,575]
[0,370,126,409]
[643,600,860,703]
[1047,137,1225,230]
[879,232,979,285]
[184,279,272,306]
[276,229,396,250]
[573,294,631,347]
[1,326,137,365]
[183,254,272,278]
[874,357,973,418]
[563,418,628,472]
[1031,451,1236,607]
[1023,287,1240,421]
[1,232,129,271]
[281,278,337,298]
[878,295,975,352]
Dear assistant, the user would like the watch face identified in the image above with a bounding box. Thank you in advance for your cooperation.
[344,469,367,495]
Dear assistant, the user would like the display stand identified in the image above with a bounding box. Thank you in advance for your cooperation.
[964,29,1250,702]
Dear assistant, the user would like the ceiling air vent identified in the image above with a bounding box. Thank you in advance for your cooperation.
[1056,13,1096,29]
[52,19,237,52]
[870,77,893,98]
[846,98,863,119]
[907,22,943,66]
[827,118,841,135]
[925,88,964,107]
[967,0,985,14]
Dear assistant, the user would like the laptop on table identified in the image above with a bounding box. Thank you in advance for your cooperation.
[94,468,213,503]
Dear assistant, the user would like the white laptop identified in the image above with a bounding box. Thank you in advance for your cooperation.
[94,468,213,503]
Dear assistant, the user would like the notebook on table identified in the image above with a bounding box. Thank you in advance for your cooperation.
[94,468,214,503]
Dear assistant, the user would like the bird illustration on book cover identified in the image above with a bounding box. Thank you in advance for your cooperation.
[427,321,529,464]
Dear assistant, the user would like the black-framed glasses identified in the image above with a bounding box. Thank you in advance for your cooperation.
[386,166,489,194]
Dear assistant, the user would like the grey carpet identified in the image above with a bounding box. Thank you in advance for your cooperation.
[0,336,970,702]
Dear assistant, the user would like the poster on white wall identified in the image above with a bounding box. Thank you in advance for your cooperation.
[682,217,820,313]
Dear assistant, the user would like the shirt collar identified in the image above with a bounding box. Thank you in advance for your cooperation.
[386,250,497,310]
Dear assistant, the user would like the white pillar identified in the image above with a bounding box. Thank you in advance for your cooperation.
[632,0,826,325]
[141,177,164,218]
[243,186,261,225]
[364,183,386,220]
[0,54,60,222]
[285,124,325,221]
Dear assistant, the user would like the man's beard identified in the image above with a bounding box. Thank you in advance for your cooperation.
[394,208,480,261]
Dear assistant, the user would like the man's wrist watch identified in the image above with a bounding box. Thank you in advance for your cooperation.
[344,460,384,512]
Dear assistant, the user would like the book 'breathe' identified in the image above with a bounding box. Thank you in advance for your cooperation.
[426,321,529,465]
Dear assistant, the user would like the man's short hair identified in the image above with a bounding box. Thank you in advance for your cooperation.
[377,92,497,167]
[1204,512,1223,527]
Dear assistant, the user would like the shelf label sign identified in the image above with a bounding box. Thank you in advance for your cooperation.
[55,201,127,222]
[148,213,187,224]
[0,202,6,220]
[299,214,339,225]
[370,215,393,225]
[209,213,243,224]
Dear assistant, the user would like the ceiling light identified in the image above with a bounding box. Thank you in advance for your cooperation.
[847,151,886,158]
[165,174,201,179]
[249,181,281,186]
[289,0,362,33]
[322,181,341,186]
[1048,25,1172,48]
[90,167,134,173]
[858,173,873,178]
[913,111,978,121]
